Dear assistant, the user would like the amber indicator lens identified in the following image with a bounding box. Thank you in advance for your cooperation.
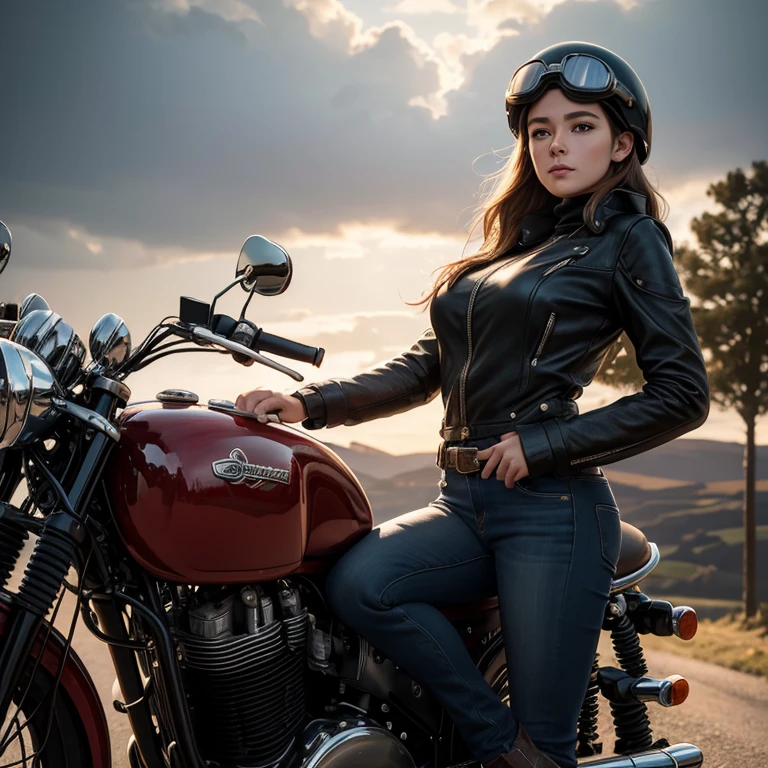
[672,606,698,640]
[667,675,690,706]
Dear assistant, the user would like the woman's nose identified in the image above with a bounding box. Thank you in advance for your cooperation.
[550,134,568,154]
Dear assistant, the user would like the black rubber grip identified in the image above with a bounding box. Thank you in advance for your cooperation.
[254,332,324,367]
[210,314,324,367]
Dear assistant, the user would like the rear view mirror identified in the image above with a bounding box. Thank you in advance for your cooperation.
[0,222,11,278]
[236,235,292,296]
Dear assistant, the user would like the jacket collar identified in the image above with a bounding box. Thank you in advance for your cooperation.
[518,186,647,246]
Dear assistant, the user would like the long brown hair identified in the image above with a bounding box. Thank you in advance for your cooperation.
[406,101,668,311]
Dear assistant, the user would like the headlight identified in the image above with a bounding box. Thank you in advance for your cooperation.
[89,313,131,371]
[11,309,85,389]
[0,339,59,449]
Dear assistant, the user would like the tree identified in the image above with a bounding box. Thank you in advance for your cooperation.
[596,160,768,618]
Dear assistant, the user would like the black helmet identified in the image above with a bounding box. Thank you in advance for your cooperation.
[505,41,652,165]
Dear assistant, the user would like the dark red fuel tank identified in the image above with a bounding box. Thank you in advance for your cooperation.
[106,401,373,583]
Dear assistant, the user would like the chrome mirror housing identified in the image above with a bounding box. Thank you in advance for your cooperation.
[0,222,10,278]
[235,235,292,296]
[19,293,51,318]
[0,339,60,449]
[89,313,131,371]
[11,309,86,390]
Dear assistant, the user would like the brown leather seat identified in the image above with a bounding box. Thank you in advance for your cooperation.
[440,522,652,620]
[615,520,651,578]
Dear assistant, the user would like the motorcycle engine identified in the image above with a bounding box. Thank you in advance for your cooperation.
[178,579,309,766]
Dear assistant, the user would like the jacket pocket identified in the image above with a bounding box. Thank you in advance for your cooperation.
[531,312,557,369]
[595,504,622,572]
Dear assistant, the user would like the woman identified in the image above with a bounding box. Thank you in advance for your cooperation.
[236,41,710,768]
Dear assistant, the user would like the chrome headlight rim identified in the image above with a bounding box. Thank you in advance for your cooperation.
[11,309,86,390]
[0,339,60,450]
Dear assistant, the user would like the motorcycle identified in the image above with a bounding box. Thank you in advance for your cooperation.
[0,220,704,767]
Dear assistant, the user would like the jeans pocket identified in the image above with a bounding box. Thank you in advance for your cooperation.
[513,476,572,500]
[595,504,621,572]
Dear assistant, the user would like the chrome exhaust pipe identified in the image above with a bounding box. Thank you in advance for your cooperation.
[579,743,702,767]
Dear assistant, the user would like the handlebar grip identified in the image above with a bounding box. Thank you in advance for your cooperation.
[208,314,324,367]
[254,332,324,367]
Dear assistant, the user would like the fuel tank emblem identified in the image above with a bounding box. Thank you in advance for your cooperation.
[212,448,290,487]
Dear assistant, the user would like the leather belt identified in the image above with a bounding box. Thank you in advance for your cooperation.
[436,442,601,476]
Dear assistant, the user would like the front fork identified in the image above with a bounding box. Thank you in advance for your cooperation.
[0,510,84,725]
[0,397,116,728]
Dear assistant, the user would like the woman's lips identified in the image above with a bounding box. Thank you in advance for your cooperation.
[550,168,573,176]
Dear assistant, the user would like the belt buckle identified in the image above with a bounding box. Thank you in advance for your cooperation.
[449,446,480,474]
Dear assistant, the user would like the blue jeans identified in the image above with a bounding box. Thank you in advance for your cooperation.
[325,436,622,767]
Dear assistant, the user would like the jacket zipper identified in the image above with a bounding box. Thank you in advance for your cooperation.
[531,312,556,367]
[458,233,567,437]
[542,256,575,277]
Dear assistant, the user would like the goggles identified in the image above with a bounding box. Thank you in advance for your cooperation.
[505,53,637,134]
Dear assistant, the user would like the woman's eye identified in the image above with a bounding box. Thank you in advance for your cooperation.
[531,123,593,139]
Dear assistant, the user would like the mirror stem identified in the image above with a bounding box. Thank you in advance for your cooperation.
[207,276,247,327]
[238,279,260,321]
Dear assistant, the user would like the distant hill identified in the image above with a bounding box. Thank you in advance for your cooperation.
[324,440,436,480]
[319,437,768,609]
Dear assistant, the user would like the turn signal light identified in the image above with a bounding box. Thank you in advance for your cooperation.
[629,673,690,707]
[672,606,698,640]
[666,674,690,706]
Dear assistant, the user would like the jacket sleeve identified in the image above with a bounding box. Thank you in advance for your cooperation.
[290,327,441,429]
[515,217,710,478]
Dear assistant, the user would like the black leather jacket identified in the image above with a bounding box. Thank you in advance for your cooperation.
[292,186,710,479]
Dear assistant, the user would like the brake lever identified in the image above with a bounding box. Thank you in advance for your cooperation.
[189,326,304,382]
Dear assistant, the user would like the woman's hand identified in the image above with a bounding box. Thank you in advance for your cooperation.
[477,431,530,488]
[235,389,308,424]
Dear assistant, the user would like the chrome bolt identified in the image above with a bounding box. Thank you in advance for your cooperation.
[381,703,389,713]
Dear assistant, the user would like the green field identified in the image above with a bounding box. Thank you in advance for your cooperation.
[650,560,700,580]
[707,525,768,545]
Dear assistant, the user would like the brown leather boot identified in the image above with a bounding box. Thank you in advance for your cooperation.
[482,723,560,768]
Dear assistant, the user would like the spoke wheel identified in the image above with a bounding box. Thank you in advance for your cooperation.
[0,661,91,768]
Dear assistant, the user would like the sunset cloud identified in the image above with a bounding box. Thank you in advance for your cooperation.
[387,0,461,14]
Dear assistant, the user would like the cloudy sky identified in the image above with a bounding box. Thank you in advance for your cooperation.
[1,0,765,454]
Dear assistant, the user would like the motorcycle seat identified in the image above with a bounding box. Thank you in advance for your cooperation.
[439,521,652,621]
[615,520,651,578]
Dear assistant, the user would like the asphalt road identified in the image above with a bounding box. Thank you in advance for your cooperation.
[7,588,767,767]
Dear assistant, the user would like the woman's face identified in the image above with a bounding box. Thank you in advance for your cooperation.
[526,87,634,198]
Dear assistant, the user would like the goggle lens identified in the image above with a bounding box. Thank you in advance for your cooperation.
[561,55,612,90]
[507,61,546,97]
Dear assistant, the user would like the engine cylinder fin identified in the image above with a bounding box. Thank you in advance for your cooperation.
[179,605,309,764]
